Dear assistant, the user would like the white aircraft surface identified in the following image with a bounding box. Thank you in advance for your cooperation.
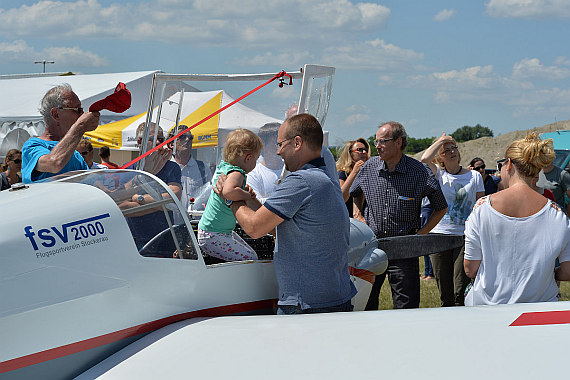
[0,169,386,379]
[2,169,569,380]
[78,300,570,379]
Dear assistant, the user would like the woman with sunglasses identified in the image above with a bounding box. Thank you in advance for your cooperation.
[468,157,502,195]
[464,133,570,305]
[336,138,370,221]
[421,133,485,306]
[1,149,22,191]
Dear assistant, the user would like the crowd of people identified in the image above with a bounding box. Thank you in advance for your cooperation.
[2,83,570,314]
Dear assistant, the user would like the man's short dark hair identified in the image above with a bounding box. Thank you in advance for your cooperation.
[99,146,111,159]
[383,121,408,151]
[258,122,280,145]
[285,114,323,150]
[168,124,192,139]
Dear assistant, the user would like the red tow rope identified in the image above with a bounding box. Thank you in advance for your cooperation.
[121,71,292,169]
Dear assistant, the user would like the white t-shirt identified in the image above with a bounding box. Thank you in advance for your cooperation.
[90,162,107,170]
[464,196,570,306]
[431,166,484,235]
[246,163,283,203]
[175,157,213,211]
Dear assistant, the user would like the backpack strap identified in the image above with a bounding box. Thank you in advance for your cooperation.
[197,160,207,185]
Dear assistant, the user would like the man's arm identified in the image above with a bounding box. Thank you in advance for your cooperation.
[230,201,283,239]
[35,112,100,173]
[417,207,447,235]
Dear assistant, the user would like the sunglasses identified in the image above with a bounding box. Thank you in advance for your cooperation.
[352,147,368,153]
[59,106,83,114]
[497,158,507,171]
[442,146,458,155]
[473,164,485,171]
[11,158,21,164]
[79,148,93,156]
[140,137,165,144]
[177,134,193,141]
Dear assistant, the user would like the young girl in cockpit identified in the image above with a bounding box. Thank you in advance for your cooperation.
[197,129,262,261]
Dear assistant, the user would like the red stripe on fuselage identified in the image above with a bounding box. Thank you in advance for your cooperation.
[0,299,276,374]
[349,266,375,284]
[510,310,570,326]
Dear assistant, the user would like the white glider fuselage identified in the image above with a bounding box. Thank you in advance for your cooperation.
[0,171,278,379]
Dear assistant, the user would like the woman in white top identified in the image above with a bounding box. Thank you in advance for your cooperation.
[421,134,485,306]
[464,133,570,305]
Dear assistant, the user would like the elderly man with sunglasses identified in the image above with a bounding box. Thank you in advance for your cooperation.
[22,84,100,183]
[168,125,212,215]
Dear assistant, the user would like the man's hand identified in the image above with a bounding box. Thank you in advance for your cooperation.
[214,172,227,199]
[245,184,257,198]
[74,111,100,133]
[142,146,172,175]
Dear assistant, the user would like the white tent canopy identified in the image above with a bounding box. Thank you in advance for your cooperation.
[0,71,170,158]
[86,90,282,151]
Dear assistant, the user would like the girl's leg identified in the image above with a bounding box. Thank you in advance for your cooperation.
[198,228,258,261]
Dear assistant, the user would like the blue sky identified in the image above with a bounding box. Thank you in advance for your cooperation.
[1,0,570,144]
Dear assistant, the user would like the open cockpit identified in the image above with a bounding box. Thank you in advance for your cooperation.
[46,169,274,264]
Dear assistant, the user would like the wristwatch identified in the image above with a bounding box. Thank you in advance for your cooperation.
[137,195,145,205]
[225,199,233,207]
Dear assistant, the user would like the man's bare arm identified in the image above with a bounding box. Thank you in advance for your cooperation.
[36,112,100,173]
[230,202,283,239]
[417,207,447,235]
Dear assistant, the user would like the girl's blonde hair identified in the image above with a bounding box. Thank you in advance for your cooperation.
[505,132,554,177]
[336,138,370,174]
[223,128,263,165]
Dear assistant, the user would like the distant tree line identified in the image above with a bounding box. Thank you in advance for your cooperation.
[330,124,494,159]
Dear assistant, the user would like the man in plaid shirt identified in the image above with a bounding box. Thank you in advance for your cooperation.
[350,122,447,309]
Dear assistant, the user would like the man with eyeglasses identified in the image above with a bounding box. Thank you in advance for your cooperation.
[22,84,100,183]
[350,122,448,310]
[168,125,212,215]
[216,114,356,314]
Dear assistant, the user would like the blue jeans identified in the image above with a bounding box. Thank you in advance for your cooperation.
[423,255,434,277]
[277,300,353,315]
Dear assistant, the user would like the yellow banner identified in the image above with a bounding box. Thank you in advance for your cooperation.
[171,92,221,148]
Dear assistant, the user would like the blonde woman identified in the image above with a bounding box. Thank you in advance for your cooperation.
[336,138,369,220]
[464,133,570,305]
[421,134,485,306]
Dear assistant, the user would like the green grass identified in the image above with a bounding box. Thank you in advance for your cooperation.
[377,258,570,310]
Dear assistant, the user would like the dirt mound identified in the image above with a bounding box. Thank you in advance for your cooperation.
[412,120,570,168]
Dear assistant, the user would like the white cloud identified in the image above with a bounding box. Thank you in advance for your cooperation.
[433,9,455,22]
[554,56,570,66]
[47,46,109,67]
[233,51,312,67]
[0,0,390,46]
[0,39,107,67]
[408,58,570,120]
[345,113,371,126]
[486,0,570,19]
[270,85,296,100]
[346,104,370,113]
[512,58,570,80]
[321,38,424,71]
